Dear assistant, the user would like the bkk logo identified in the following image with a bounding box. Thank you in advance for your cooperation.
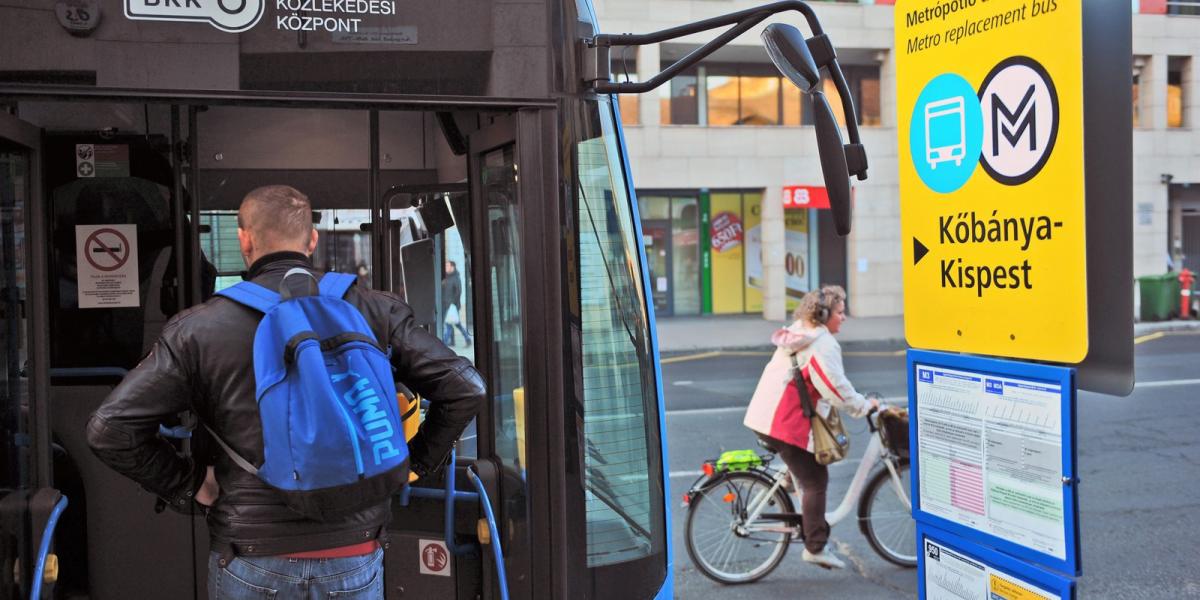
[125,0,264,33]
[331,370,402,465]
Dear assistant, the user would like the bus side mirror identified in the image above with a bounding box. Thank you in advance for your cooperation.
[760,24,820,92]
[811,91,852,236]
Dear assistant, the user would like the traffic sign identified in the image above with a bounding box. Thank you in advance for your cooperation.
[897,1,1088,362]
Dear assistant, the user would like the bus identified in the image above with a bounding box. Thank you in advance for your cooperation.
[0,0,859,597]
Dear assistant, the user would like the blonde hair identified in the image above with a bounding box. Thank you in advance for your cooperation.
[793,285,846,325]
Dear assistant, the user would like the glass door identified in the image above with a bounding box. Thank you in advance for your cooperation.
[0,112,57,598]
[641,220,671,316]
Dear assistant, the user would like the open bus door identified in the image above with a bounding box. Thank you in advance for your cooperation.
[0,112,74,600]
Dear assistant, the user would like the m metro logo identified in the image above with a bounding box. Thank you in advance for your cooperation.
[980,57,1060,185]
[125,0,264,32]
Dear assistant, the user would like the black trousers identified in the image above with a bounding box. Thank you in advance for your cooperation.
[760,434,829,553]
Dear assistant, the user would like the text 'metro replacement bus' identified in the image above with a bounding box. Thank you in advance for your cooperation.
[0,0,862,597]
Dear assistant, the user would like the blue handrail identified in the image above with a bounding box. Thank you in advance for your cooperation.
[467,469,509,600]
[30,495,68,600]
[396,447,509,600]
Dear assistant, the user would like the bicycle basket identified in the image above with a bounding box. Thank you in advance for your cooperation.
[878,411,910,459]
[713,449,763,472]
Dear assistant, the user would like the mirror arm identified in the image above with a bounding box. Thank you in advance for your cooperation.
[586,0,823,94]
[590,10,773,94]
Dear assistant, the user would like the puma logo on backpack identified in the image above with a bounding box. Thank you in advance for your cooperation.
[207,269,409,521]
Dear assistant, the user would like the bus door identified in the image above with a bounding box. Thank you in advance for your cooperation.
[0,111,63,600]
[34,104,211,600]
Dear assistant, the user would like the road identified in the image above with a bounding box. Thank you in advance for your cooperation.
[661,332,1200,599]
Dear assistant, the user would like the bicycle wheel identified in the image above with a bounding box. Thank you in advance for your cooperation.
[857,459,917,567]
[684,470,794,584]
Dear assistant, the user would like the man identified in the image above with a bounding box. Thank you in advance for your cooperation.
[440,260,471,346]
[87,185,484,598]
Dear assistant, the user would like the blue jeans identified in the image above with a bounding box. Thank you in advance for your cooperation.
[442,321,471,345]
[208,548,384,599]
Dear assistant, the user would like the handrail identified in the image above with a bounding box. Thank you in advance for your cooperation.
[30,495,67,600]
[467,469,509,600]
[397,447,481,556]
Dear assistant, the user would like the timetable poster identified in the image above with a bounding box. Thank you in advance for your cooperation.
[914,363,1066,560]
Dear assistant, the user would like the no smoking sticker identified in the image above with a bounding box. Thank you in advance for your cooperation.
[76,224,139,308]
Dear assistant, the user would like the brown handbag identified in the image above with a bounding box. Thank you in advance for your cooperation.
[791,354,850,465]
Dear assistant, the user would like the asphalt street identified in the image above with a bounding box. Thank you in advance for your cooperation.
[661,331,1200,599]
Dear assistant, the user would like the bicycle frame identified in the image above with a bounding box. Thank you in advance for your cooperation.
[700,421,910,535]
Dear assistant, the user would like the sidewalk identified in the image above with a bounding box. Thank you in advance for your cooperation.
[654,313,1200,354]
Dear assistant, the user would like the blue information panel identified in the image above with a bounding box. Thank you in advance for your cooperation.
[919,523,1075,600]
[908,350,1079,576]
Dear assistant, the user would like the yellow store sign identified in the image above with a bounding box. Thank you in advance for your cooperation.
[896,0,1087,362]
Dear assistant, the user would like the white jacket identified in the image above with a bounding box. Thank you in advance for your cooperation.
[743,322,869,452]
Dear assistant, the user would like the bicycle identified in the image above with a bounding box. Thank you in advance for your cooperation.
[682,402,914,584]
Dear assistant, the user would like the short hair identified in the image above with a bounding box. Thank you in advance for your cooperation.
[238,185,313,249]
[794,285,847,325]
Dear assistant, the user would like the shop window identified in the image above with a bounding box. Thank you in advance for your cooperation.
[660,65,699,125]
[1168,56,1188,129]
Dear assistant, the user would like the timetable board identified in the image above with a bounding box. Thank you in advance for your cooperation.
[908,349,1079,575]
[919,524,1075,600]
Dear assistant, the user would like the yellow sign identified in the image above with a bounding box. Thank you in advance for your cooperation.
[990,573,1052,600]
[896,0,1087,362]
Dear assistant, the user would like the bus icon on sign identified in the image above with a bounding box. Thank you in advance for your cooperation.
[985,379,1004,394]
[925,97,967,169]
[918,369,933,383]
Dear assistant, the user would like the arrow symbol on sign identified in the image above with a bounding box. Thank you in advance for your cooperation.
[913,238,929,265]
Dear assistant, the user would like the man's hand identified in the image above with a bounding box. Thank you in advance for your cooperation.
[195,466,219,506]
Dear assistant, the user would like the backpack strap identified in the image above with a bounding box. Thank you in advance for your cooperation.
[319,272,358,299]
[216,281,281,314]
[203,424,259,476]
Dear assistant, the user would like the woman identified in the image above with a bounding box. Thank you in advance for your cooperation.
[743,285,878,570]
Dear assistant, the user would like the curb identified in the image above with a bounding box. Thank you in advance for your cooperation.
[659,323,1198,357]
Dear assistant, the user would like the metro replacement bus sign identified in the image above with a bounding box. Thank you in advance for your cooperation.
[896,0,1087,362]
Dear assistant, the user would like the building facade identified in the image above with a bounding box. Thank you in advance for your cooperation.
[594,0,1200,319]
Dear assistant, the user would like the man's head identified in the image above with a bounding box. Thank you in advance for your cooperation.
[237,185,318,266]
[445,260,456,275]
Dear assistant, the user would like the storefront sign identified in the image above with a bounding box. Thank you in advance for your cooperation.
[897,0,1088,362]
[709,212,743,253]
[76,225,140,308]
[782,185,829,210]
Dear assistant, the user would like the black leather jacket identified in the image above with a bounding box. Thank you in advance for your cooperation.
[87,252,485,555]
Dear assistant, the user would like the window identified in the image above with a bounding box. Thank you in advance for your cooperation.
[683,62,881,128]
[611,57,640,126]
[577,98,665,568]
[1133,57,1146,128]
[1168,56,1189,129]
[659,65,699,125]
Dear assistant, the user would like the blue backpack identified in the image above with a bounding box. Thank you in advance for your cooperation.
[208,269,409,521]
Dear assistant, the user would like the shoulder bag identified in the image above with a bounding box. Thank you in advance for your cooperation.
[791,354,850,465]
